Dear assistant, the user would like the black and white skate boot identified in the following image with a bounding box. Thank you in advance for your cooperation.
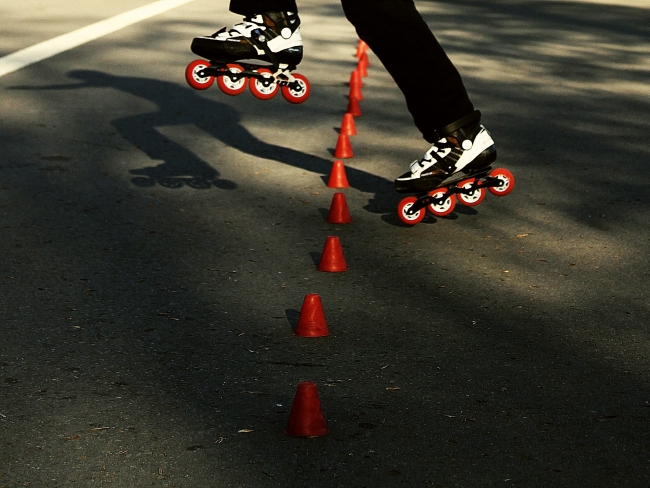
[191,11,303,68]
[394,111,497,194]
[395,111,515,226]
[186,11,309,103]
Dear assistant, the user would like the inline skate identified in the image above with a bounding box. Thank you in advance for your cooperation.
[185,11,310,104]
[395,111,515,225]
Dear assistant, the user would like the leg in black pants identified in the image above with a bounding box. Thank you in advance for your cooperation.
[229,0,296,15]
[226,0,493,194]
[340,0,474,142]
[229,0,474,142]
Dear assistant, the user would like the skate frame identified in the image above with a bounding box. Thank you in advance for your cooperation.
[405,168,505,216]
[198,62,304,93]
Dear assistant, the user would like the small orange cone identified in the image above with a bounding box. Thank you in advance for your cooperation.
[327,160,349,189]
[349,80,363,101]
[295,294,330,337]
[346,97,362,117]
[334,133,353,159]
[318,236,348,272]
[340,112,357,136]
[360,51,370,66]
[349,69,363,88]
[358,53,369,77]
[327,192,351,224]
[285,381,328,437]
[354,39,368,58]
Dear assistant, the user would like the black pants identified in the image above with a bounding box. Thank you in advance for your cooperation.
[229,0,474,143]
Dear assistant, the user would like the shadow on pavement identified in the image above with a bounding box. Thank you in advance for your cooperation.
[10,69,392,196]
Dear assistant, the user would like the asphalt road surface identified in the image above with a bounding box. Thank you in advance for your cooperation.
[1,0,649,486]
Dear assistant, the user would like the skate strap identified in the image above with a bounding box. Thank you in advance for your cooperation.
[219,18,265,38]
[434,110,482,140]
[425,144,462,173]
[233,22,259,35]
[246,33,279,67]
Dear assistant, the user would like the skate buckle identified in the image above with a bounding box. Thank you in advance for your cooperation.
[252,29,266,43]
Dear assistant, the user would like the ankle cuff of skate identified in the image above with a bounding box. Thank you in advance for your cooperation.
[435,110,482,139]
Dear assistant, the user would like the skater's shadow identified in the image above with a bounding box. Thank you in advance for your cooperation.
[453,206,478,216]
[379,212,458,227]
[11,70,391,194]
[362,181,439,227]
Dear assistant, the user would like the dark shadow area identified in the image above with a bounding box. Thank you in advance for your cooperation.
[9,70,392,195]
[379,212,416,227]
[308,251,321,266]
[453,205,478,216]
[284,308,301,333]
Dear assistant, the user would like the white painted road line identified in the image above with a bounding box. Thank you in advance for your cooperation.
[0,0,195,78]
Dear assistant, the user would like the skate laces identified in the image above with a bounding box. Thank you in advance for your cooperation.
[213,13,299,40]
[409,139,458,174]
[212,16,266,39]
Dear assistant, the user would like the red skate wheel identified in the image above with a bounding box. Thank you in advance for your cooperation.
[427,188,456,217]
[397,196,425,225]
[281,73,310,104]
[249,68,279,100]
[488,168,515,196]
[456,178,485,207]
[217,64,248,96]
[185,59,214,90]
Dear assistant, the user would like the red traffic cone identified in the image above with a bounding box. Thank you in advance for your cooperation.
[327,192,351,224]
[360,51,370,66]
[327,160,349,189]
[318,236,348,272]
[340,112,357,136]
[295,294,330,337]
[346,97,362,117]
[285,381,328,437]
[354,39,368,58]
[334,133,353,159]
[358,53,369,77]
[349,80,363,101]
[349,69,363,89]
